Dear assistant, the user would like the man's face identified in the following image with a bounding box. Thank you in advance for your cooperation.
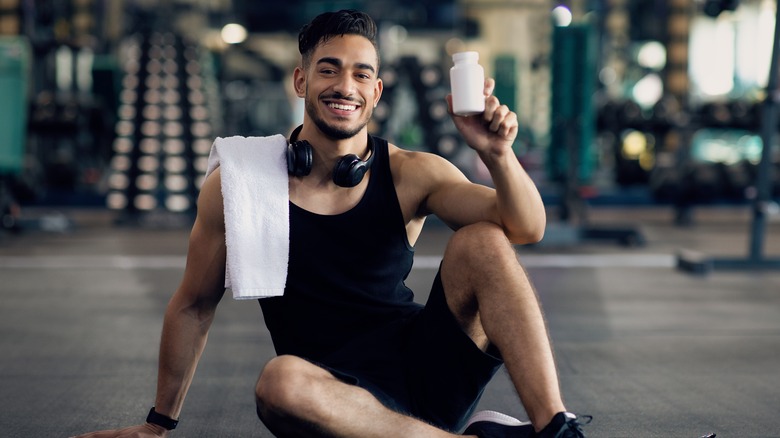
[295,34,383,140]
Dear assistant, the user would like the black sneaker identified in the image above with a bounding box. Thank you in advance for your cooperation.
[537,412,591,438]
[462,410,535,438]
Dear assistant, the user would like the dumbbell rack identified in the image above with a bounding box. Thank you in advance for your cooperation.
[106,31,220,227]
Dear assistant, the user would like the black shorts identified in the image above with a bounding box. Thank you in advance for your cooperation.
[313,269,503,432]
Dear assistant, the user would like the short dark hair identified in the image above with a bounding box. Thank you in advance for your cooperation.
[298,9,379,68]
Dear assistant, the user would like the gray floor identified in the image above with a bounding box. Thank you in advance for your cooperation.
[1,206,779,437]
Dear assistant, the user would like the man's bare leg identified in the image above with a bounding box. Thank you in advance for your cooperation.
[440,221,566,431]
[256,355,468,438]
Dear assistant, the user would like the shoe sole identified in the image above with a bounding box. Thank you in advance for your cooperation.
[463,410,531,428]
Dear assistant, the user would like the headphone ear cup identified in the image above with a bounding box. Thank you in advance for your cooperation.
[333,154,368,188]
[287,140,313,176]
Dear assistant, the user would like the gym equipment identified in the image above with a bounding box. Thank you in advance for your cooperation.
[547,22,644,247]
[106,31,218,227]
[0,36,29,177]
[677,0,780,274]
[0,36,30,233]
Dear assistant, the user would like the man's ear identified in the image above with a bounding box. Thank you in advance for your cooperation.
[373,77,384,108]
[293,66,306,98]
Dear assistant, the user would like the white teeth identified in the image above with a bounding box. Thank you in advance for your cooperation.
[328,103,357,111]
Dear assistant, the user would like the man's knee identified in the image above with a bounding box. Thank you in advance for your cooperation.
[441,221,529,309]
[255,355,324,421]
[440,222,520,317]
[445,221,515,267]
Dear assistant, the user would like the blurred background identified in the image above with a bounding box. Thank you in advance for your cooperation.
[1,3,779,435]
[0,0,777,232]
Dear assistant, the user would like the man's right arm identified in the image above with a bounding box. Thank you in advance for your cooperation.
[73,168,227,438]
[153,166,227,421]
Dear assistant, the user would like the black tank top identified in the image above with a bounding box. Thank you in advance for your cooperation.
[259,136,421,361]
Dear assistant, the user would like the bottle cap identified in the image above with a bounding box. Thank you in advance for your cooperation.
[452,51,479,63]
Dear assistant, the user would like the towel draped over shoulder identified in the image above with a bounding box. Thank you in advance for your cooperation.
[205,135,289,299]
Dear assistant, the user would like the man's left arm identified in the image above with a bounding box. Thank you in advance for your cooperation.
[435,77,546,244]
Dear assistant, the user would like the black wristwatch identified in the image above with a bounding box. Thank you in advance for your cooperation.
[146,407,179,430]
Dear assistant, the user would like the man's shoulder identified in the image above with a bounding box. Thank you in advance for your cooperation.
[387,142,451,173]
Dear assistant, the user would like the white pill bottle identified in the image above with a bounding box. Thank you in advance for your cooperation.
[450,51,485,116]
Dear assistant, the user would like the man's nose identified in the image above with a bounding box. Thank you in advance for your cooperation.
[332,74,356,97]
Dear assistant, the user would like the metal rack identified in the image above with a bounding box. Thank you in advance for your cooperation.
[677,0,780,274]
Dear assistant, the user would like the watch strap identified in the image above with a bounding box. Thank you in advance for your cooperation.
[146,407,179,430]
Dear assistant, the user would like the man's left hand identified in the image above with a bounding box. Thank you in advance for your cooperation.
[446,77,518,159]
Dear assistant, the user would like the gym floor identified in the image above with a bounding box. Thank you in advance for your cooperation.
[1,206,778,437]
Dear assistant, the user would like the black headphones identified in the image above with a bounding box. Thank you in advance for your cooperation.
[287,125,375,188]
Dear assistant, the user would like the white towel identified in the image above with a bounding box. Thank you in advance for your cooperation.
[205,135,289,299]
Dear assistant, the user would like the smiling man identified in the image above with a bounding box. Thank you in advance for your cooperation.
[73,9,588,438]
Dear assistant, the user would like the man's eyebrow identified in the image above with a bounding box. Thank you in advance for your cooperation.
[355,62,376,73]
[316,57,376,74]
[316,57,342,68]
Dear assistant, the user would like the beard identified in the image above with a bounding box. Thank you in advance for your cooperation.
[305,92,373,140]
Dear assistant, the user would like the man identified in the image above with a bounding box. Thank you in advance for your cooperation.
[74,9,587,438]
